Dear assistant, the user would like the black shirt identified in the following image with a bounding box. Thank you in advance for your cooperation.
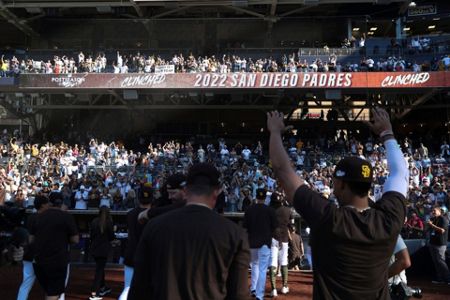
[129,205,250,300]
[124,207,147,267]
[289,232,302,261]
[30,208,78,266]
[430,215,449,246]
[23,213,38,262]
[273,206,292,243]
[243,203,277,248]
[89,217,114,258]
[146,201,185,220]
[294,185,405,300]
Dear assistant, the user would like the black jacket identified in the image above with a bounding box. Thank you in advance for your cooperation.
[90,217,114,258]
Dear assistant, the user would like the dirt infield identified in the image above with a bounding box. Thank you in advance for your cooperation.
[1,264,450,299]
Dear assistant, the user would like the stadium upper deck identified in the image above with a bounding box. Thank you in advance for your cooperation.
[0,0,449,136]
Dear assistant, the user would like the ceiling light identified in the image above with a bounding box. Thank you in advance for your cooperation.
[370,27,378,31]
[433,17,440,21]
[409,1,416,7]
[352,27,360,31]
[403,27,411,31]
[428,25,436,29]
[367,32,374,35]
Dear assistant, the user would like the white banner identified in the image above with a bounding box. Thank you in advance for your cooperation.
[154,65,175,74]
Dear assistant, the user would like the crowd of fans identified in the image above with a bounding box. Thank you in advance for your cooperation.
[1,49,450,77]
[0,127,449,239]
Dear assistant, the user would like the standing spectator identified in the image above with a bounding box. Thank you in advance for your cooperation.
[17,195,50,300]
[242,146,252,161]
[119,189,152,300]
[440,141,450,159]
[442,55,450,71]
[244,188,277,300]
[267,108,408,299]
[427,206,450,284]
[89,206,114,300]
[129,163,250,300]
[406,212,424,238]
[30,195,79,300]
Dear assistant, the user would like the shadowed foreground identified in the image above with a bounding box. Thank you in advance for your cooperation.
[1,264,450,300]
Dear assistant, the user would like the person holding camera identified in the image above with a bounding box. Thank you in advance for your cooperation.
[427,206,450,284]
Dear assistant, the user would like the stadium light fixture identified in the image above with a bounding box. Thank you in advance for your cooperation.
[370,27,378,31]
[352,27,360,31]
[428,25,436,30]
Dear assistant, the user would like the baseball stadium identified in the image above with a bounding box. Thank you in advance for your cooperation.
[1,0,450,299]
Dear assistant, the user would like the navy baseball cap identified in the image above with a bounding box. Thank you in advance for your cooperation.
[333,156,373,183]
[34,195,49,210]
[256,188,267,200]
[166,173,187,190]
[186,163,220,187]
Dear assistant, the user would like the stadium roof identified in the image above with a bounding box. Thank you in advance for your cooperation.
[0,0,417,37]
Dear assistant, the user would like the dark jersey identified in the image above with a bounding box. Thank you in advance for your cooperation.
[23,214,38,262]
[129,205,250,300]
[146,201,185,220]
[273,206,292,243]
[243,203,277,248]
[294,185,406,300]
[124,207,147,267]
[30,208,78,266]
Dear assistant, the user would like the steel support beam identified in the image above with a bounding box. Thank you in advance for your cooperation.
[226,5,266,20]
[150,6,191,19]
[129,0,144,17]
[279,5,315,18]
[396,89,440,120]
[0,0,39,37]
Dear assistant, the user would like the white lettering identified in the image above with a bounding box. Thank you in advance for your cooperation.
[238,74,247,87]
[328,73,336,87]
[381,72,430,87]
[290,74,298,87]
[310,74,318,87]
[302,74,311,87]
[344,73,352,87]
[120,74,166,88]
[230,74,238,87]
[319,74,327,87]
[247,74,256,87]
[260,73,268,87]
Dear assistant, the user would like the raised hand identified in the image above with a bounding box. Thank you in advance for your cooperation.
[267,111,291,134]
[365,107,393,136]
